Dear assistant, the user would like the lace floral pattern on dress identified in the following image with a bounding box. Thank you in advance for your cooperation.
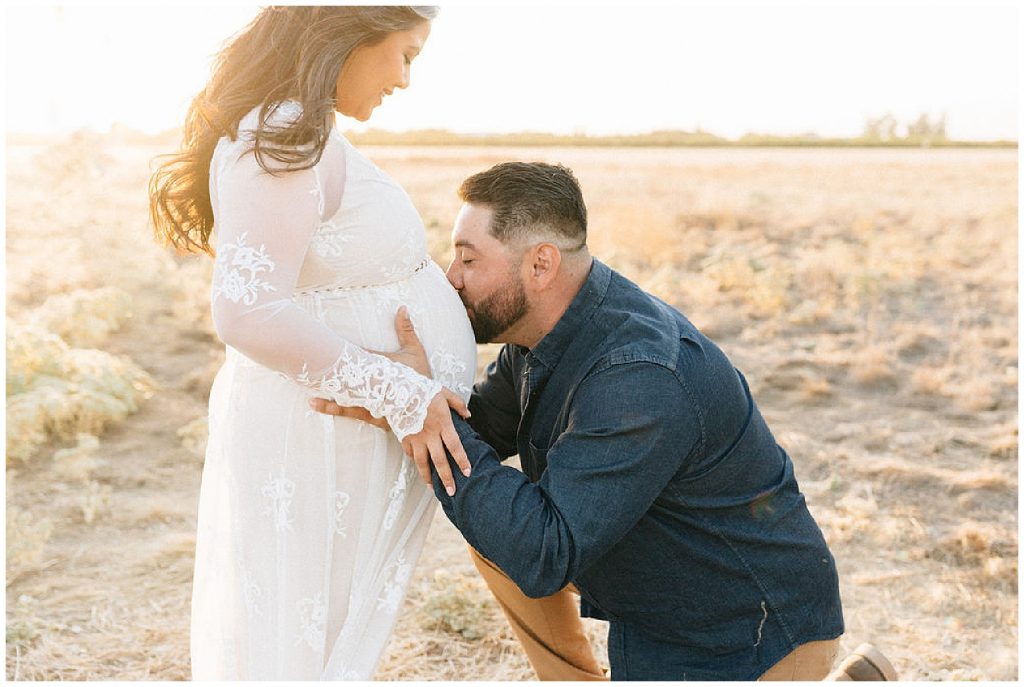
[296,351,442,442]
[381,461,410,532]
[431,349,472,399]
[295,592,327,651]
[241,566,263,617]
[333,490,351,537]
[378,233,421,283]
[377,552,412,613]
[212,232,277,305]
[311,221,351,258]
[261,467,296,533]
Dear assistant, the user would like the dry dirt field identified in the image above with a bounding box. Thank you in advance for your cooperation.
[5,134,1018,680]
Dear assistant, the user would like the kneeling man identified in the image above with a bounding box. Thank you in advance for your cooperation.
[321,162,844,681]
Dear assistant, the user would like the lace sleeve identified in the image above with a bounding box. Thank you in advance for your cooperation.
[208,132,441,441]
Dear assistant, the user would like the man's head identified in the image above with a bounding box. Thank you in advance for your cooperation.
[446,162,590,345]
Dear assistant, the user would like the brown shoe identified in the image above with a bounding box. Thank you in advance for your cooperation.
[827,643,898,681]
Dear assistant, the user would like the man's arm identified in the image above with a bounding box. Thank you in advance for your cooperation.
[466,344,523,459]
[432,361,701,598]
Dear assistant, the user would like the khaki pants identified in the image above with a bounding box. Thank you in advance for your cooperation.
[469,546,840,681]
[759,638,842,681]
[469,546,607,680]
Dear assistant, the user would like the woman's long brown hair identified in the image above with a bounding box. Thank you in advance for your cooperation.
[149,6,436,256]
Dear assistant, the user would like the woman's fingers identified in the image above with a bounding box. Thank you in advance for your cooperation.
[307,399,390,430]
[394,306,419,350]
[428,436,456,496]
[441,421,471,478]
[401,392,472,495]
[410,440,431,487]
[443,388,472,420]
[391,306,431,377]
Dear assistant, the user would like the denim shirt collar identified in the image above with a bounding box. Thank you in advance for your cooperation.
[523,258,611,378]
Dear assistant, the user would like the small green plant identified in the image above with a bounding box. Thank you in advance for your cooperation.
[420,569,496,641]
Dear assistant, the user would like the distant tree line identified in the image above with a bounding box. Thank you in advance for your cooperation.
[861,113,948,146]
[344,120,1011,148]
[13,116,1013,149]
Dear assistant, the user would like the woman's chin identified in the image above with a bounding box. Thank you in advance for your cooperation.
[337,106,374,122]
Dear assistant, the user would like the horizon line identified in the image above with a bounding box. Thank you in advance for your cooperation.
[5,124,1018,146]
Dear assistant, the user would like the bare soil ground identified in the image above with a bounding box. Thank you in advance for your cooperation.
[6,135,1017,680]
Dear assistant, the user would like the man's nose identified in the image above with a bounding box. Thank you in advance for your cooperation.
[397,65,410,90]
[445,260,462,289]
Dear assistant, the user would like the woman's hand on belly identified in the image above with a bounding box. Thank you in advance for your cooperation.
[307,386,472,496]
[309,306,474,495]
[367,305,432,377]
[308,398,391,431]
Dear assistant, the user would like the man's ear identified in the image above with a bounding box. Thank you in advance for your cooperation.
[528,243,562,289]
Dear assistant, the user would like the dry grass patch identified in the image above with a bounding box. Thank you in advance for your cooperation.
[849,345,897,386]
[910,365,950,396]
[6,140,1017,680]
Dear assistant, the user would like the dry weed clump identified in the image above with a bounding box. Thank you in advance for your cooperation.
[929,521,1017,574]
[27,287,132,348]
[50,433,114,524]
[893,324,946,364]
[168,258,217,341]
[177,417,209,460]
[949,378,999,413]
[987,424,1018,460]
[788,241,852,323]
[910,366,950,396]
[700,251,790,318]
[52,433,102,482]
[6,320,155,463]
[848,345,897,387]
[817,483,881,546]
[798,375,833,400]
[79,480,114,525]
[6,508,55,570]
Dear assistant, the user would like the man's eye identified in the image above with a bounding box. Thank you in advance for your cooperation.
[462,259,474,265]
[404,55,412,65]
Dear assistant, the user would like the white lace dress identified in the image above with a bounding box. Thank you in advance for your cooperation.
[190,103,476,680]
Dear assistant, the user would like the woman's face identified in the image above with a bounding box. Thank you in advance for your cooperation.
[335,21,431,121]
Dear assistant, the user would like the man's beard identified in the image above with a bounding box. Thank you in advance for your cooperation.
[464,275,529,344]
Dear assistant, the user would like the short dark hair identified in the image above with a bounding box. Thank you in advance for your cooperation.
[458,162,587,246]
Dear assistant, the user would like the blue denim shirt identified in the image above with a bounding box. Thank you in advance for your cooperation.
[433,259,844,680]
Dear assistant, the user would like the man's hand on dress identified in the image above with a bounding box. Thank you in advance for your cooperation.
[307,306,472,495]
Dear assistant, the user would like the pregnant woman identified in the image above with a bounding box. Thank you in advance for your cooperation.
[148,6,476,679]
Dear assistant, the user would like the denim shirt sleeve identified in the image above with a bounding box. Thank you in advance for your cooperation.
[466,344,521,459]
[433,361,702,598]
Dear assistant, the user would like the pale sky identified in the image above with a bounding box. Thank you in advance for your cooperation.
[4,1,1020,139]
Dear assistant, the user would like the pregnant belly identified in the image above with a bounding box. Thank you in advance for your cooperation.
[297,262,477,400]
